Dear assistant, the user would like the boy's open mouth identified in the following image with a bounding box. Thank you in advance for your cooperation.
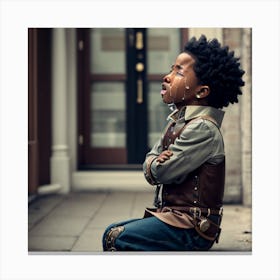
[161,84,167,96]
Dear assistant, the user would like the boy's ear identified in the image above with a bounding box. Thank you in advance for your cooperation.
[196,86,210,99]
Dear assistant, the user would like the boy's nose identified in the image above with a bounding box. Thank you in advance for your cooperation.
[163,75,171,83]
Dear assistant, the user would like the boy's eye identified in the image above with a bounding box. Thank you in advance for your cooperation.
[168,65,184,77]
[176,72,184,77]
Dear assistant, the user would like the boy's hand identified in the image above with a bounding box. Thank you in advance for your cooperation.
[156,150,173,163]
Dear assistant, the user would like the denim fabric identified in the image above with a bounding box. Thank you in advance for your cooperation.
[102,216,214,251]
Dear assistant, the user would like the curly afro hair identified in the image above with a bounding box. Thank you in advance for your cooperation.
[184,35,245,109]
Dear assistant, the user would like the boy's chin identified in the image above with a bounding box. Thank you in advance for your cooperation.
[162,97,173,104]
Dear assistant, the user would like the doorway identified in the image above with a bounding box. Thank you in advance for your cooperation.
[77,28,187,169]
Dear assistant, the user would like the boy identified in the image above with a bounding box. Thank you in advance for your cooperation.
[102,35,245,251]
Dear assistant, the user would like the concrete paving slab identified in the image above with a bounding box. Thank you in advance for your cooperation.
[71,228,104,252]
[97,192,136,214]
[28,194,65,228]
[212,205,252,251]
[29,215,90,237]
[87,213,132,229]
[67,191,108,201]
[28,236,77,251]
[48,199,101,218]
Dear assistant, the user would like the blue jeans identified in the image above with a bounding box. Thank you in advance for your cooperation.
[102,216,214,251]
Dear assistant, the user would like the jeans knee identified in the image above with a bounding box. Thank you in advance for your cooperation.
[103,226,125,251]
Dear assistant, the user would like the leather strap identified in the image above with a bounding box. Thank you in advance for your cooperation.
[162,206,223,216]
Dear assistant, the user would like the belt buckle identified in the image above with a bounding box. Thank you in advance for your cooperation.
[190,207,201,218]
[163,207,183,216]
[162,207,173,213]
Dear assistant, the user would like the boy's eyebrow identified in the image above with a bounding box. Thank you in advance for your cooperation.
[171,64,183,70]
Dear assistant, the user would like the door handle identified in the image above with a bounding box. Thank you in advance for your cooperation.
[137,79,143,104]
[135,62,144,72]
[135,62,144,104]
[135,32,143,50]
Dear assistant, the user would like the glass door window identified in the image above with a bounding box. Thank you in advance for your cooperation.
[90,29,126,148]
[90,82,126,148]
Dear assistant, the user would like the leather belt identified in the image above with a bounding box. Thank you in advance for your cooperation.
[162,206,223,217]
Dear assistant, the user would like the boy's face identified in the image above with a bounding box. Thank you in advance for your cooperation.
[161,52,202,108]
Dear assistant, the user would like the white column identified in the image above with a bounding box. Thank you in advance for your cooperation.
[50,28,70,193]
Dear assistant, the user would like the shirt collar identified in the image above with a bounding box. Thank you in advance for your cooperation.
[167,105,225,128]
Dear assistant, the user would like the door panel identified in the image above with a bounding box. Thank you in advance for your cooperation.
[89,30,126,156]
[90,81,127,165]
[90,82,126,148]
[78,28,187,169]
[126,28,148,164]
[90,29,125,74]
[147,28,181,74]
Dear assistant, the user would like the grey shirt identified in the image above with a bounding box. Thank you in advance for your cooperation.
[143,105,225,185]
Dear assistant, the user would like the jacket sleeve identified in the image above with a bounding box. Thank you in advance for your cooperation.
[146,119,221,185]
[142,138,163,185]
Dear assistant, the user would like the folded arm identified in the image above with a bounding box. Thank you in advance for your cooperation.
[143,119,224,185]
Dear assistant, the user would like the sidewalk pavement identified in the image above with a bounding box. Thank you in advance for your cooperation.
[28,190,252,253]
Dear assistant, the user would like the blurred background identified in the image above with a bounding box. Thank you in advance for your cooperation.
[28,28,252,205]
